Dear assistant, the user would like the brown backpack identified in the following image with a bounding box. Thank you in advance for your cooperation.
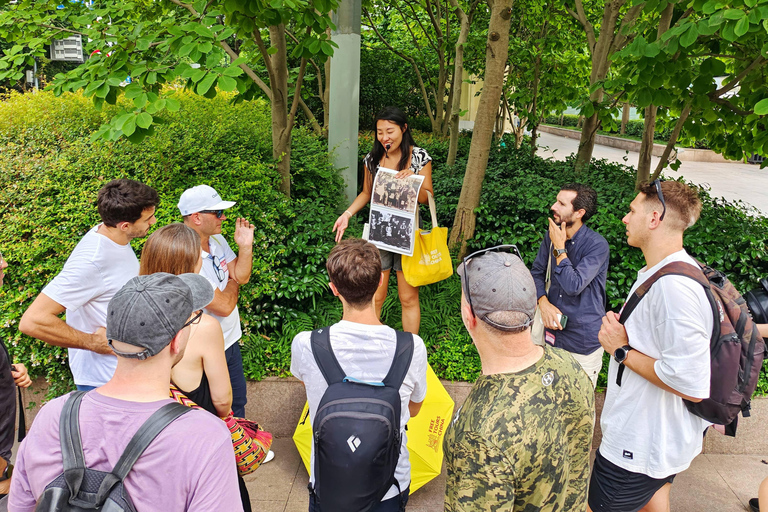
[618,260,767,435]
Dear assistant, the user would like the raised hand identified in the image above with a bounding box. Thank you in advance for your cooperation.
[234,218,255,249]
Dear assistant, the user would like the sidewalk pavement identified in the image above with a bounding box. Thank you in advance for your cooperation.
[247,437,767,511]
[535,131,768,217]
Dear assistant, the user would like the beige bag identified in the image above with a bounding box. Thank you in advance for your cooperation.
[531,244,552,346]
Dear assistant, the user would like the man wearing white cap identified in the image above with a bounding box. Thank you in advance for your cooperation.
[179,184,254,417]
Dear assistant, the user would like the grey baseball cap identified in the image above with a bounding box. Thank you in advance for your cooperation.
[106,273,214,360]
[457,249,536,331]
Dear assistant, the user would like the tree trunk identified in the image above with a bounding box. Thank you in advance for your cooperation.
[448,0,514,256]
[636,104,658,184]
[620,102,630,134]
[530,124,538,157]
[636,3,673,186]
[574,110,601,173]
[447,0,470,166]
[270,24,291,196]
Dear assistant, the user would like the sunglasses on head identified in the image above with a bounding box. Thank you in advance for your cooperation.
[652,179,666,221]
[461,244,523,318]
[200,209,225,219]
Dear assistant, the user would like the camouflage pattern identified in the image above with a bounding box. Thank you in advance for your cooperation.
[444,346,594,512]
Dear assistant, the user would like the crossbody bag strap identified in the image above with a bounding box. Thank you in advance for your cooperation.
[545,243,553,293]
[310,327,346,386]
[382,332,414,389]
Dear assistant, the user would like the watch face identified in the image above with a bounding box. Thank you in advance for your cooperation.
[614,347,626,363]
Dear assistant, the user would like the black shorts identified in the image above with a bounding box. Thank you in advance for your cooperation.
[588,450,676,512]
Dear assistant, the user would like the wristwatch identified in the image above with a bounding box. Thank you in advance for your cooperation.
[613,345,633,364]
[552,247,568,258]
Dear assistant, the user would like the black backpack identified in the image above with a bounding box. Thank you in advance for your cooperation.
[745,277,768,324]
[309,327,414,512]
[618,260,767,435]
[35,391,190,511]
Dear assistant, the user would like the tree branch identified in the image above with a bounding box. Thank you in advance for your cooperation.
[287,58,309,130]
[710,55,766,98]
[652,102,692,180]
[612,3,644,55]
[252,28,278,88]
[298,97,323,135]
[167,0,200,17]
[218,39,272,99]
[570,0,596,53]
[38,24,88,37]
[710,96,753,116]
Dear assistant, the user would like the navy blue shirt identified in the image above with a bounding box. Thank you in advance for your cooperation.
[531,224,610,355]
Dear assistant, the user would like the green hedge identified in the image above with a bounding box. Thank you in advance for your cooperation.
[0,90,343,395]
[2,92,766,396]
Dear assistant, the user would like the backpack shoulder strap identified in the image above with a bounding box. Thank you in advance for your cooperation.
[58,391,88,499]
[311,327,346,385]
[383,332,414,389]
[59,391,88,472]
[619,261,709,324]
[110,402,190,481]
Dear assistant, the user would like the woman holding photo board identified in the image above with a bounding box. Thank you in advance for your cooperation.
[332,107,433,334]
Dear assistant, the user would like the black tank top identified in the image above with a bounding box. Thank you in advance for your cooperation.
[178,371,216,416]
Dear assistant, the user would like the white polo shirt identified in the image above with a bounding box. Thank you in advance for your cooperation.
[200,234,242,349]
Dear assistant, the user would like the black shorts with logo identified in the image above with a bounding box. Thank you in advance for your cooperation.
[588,450,676,512]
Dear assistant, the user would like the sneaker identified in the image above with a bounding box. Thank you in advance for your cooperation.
[262,450,275,464]
[750,497,759,512]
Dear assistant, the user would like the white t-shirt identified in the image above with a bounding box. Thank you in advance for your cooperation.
[42,225,139,387]
[600,249,712,478]
[200,234,242,349]
[290,321,428,500]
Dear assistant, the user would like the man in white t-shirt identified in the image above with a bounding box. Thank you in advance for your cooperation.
[178,185,254,417]
[19,179,159,390]
[291,239,427,512]
[590,180,712,512]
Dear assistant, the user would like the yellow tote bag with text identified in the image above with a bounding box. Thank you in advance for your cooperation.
[402,191,453,287]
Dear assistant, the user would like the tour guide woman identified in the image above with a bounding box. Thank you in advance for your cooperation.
[332,107,433,334]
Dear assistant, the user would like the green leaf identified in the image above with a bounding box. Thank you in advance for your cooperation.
[146,71,158,84]
[136,112,153,129]
[197,73,217,95]
[84,80,105,97]
[755,98,768,115]
[122,116,137,136]
[191,68,208,83]
[636,88,653,108]
[95,83,110,98]
[165,98,181,112]
[132,66,147,77]
[734,16,750,37]
[198,41,213,53]
[114,113,133,130]
[136,38,152,51]
[134,93,148,109]
[218,75,237,91]
[680,23,698,47]
[179,42,196,57]
[124,84,144,100]
[222,66,243,77]
[267,46,279,55]
[644,42,660,58]
[722,9,744,20]
[194,25,214,38]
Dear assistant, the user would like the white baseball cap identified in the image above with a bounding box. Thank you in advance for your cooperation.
[177,185,236,216]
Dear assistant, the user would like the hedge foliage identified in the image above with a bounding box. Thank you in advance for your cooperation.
[1,91,766,395]
[0,90,343,395]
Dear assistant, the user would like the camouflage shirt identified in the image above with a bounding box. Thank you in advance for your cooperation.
[444,346,594,512]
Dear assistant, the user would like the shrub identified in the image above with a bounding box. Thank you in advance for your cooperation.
[0,90,343,394]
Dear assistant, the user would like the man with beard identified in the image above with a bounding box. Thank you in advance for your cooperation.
[531,184,609,387]
[20,179,159,391]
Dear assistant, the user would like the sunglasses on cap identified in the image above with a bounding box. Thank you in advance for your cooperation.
[461,244,523,318]
[200,209,225,219]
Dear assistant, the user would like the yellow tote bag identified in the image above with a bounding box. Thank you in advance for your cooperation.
[402,191,453,287]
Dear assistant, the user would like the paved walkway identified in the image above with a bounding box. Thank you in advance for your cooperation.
[535,131,768,216]
[248,438,766,511]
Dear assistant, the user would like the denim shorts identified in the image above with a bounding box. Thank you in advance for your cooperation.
[379,249,402,272]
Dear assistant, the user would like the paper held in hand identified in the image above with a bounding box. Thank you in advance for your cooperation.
[364,168,424,257]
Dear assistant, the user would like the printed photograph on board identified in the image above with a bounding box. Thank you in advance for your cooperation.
[369,210,414,253]
[372,171,421,213]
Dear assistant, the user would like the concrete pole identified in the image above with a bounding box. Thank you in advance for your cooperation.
[328,0,362,204]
